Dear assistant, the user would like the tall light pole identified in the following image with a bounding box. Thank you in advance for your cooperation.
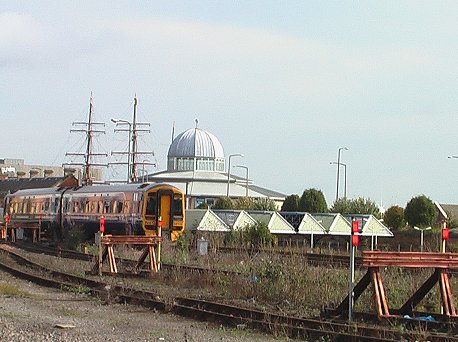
[226,154,244,197]
[330,162,347,198]
[413,226,431,252]
[335,147,348,202]
[234,165,249,197]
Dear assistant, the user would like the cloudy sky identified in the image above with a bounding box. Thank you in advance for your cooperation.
[1,1,457,208]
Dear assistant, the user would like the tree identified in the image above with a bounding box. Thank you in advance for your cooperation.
[350,198,381,218]
[213,197,234,210]
[281,194,300,211]
[298,188,328,213]
[330,197,381,217]
[383,205,405,231]
[404,195,436,228]
[252,198,277,211]
[232,197,276,211]
[330,198,352,214]
[234,197,255,210]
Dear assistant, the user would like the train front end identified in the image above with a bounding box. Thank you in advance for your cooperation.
[142,184,185,241]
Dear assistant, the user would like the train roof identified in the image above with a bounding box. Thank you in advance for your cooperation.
[5,182,183,198]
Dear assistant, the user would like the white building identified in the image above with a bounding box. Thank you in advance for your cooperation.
[148,126,286,209]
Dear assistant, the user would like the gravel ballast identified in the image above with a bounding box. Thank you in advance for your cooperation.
[0,269,287,342]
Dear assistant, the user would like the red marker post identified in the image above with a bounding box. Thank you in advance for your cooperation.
[442,223,449,253]
[349,218,360,323]
[4,214,10,241]
[157,217,163,271]
[98,216,105,276]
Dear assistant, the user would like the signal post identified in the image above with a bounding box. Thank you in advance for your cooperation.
[348,218,360,323]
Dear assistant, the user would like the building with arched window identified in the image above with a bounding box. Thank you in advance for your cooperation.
[148,125,286,209]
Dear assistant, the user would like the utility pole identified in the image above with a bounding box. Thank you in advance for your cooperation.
[64,93,107,185]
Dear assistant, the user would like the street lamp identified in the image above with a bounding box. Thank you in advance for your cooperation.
[330,162,347,198]
[234,165,249,197]
[226,154,244,197]
[334,147,348,202]
[413,226,431,252]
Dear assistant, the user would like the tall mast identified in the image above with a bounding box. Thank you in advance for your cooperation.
[64,93,107,185]
[130,95,138,182]
[111,95,155,183]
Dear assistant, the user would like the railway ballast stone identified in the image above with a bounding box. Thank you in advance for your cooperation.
[0,270,286,342]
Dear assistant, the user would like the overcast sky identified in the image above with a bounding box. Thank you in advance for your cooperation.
[1,1,457,208]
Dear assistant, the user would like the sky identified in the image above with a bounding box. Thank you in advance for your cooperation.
[1,1,457,209]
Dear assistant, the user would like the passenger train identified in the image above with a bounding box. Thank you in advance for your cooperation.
[4,183,186,242]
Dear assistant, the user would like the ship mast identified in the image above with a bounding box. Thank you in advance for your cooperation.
[64,93,108,185]
[111,95,155,183]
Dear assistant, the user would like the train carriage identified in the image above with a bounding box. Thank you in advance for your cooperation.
[4,182,185,242]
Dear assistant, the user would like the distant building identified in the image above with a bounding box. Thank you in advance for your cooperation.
[0,158,103,184]
[147,126,286,209]
[0,158,64,179]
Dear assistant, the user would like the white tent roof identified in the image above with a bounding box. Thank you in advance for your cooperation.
[248,211,295,234]
[212,210,257,230]
[356,215,393,237]
[186,209,230,232]
[297,213,327,235]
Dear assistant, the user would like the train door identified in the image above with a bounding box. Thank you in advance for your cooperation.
[159,193,172,230]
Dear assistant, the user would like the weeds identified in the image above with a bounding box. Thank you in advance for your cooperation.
[60,284,91,295]
[0,283,42,301]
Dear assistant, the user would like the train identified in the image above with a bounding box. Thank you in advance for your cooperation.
[3,182,186,242]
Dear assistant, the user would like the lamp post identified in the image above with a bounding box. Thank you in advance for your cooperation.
[413,226,431,252]
[234,165,249,197]
[111,118,132,183]
[330,162,347,198]
[226,154,244,197]
[334,147,348,202]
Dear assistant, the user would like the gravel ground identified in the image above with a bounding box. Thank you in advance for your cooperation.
[0,269,289,342]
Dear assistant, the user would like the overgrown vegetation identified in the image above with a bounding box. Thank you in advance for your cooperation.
[224,221,274,248]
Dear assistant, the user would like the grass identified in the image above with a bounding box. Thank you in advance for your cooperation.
[0,283,43,301]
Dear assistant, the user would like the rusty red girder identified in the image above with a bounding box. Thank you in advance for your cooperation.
[101,235,161,245]
[363,251,458,269]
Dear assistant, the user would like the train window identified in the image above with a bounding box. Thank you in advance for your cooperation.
[104,201,110,214]
[73,201,79,213]
[124,201,130,214]
[90,201,96,213]
[173,195,183,216]
[44,199,50,211]
[64,198,69,212]
[117,201,123,213]
[146,196,156,216]
[54,198,60,210]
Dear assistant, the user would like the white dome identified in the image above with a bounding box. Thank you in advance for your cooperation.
[167,127,225,172]
[168,128,224,159]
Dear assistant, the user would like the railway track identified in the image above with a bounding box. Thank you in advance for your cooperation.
[1,243,457,341]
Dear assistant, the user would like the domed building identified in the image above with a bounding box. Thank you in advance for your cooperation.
[148,125,285,209]
[167,127,225,172]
